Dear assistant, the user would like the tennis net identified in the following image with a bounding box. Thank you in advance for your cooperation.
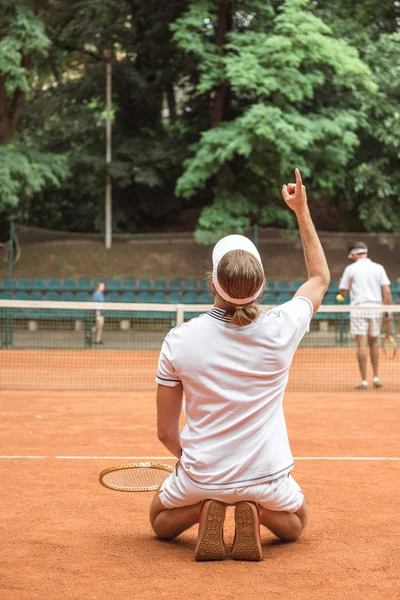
[0,300,399,392]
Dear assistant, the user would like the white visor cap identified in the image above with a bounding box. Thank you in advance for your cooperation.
[212,235,264,305]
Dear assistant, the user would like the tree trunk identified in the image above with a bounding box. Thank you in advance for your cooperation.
[211,0,230,128]
[166,83,177,123]
[0,55,30,144]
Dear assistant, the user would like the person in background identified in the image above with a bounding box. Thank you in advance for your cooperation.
[92,281,105,345]
[338,242,392,389]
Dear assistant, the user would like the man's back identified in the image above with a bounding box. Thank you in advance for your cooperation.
[340,258,390,305]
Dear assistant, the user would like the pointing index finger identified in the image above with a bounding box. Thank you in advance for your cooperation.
[295,168,302,192]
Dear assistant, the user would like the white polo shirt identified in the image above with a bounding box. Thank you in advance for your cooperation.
[339,258,390,305]
[156,297,313,489]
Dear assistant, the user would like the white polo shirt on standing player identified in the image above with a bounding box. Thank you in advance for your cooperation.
[339,258,390,336]
[156,296,312,489]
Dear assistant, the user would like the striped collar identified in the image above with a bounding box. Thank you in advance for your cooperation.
[207,307,233,322]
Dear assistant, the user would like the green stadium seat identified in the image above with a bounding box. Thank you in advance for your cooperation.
[45,291,60,301]
[264,293,277,305]
[30,291,43,301]
[154,279,167,292]
[199,281,208,292]
[138,279,151,291]
[16,278,31,291]
[169,292,182,303]
[2,278,14,290]
[0,291,12,299]
[328,281,338,292]
[276,280,291,292]
[122,279,136,291]
[153,292,168,303]
[105,292,120,303]
[107,279,121,291]
[48,279,61,290]
[78,278,92,292]
[15,292,28,300]
[137,291,152,303]
[183,292,198,304]
[267,281,276,291]
[292,280,305,291]
[121,292,135,303]
[323,293,337,305]
[277,292,292,304]
[199,292,213,304]
[184,280,198,291]
[76,291,90,302]
[170,279,182,292]
[63,279,77,291]
[32,278,46,291]
[61,292,75,302]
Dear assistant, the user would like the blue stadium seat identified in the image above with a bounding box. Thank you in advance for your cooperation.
[170,279,182,292]
[323,293,337,305]
[105,292,120,303]
[328,281,338,292]
[277,293,292,304]
[169,292,182,304]
[267,281,276,291]
[199,281,208,292]
[264,293,277,305]
[30,291,43,301]
[60,292,75,302]
[138,279,151,291]
[45,291,60,301]
[63,279,77,291]
[276,280,291,292]
[153,292,168,303]
[122,279,136,291]
[154,279,167,292]
[183,292,198,304]
[184,280,198,292]
[48,279,61,290]
[0,291,12,299]
[107,279,121,291]
[32,278,46,291]
[137,291,152,303]
[2,278,14,290]
[16,278,31,291]
[76,291,90,302]
[78,278,92,291]
[15,291,28,300]
[292,280,305,291]
[121,292,135,303]
[199,292,213,304]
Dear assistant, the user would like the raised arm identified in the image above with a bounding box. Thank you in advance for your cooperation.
[282,169,330,315]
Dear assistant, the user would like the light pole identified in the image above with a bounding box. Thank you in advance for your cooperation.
[104,49,112,249]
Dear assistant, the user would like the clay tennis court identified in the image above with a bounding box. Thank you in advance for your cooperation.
[1,380,399,600]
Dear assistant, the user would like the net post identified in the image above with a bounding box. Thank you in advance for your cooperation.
[176,304,185,326]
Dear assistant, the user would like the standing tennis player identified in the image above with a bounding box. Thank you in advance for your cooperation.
[339,242,392,389]
[92,281,105,345]
[150,169,330,561]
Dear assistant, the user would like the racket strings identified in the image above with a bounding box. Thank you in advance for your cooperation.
[102,466,172,491]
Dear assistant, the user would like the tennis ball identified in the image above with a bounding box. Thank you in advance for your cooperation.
[336,293,344,303]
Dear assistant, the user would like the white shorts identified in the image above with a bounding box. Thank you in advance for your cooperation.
[159,465,304,514]
[350,312,382,337]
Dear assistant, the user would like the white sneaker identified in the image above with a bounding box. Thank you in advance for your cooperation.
[373,377,383,388]
[355,380,368,390]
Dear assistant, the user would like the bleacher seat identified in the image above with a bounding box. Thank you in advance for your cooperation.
[60,292,75,302]
[277,292,292,304]
[292,280,305,291]
[153,292,168,303]
[2,278,14,290]
[32,278,46,291]
[264,293,277,305]
[45,291,60,301]
[323,293,337,305]
[276,281,291,292]
[30,291,43,301]
[48,279,61,290]
[105,292,120,303]
[138,279,151,291]
[78,278,92,292]
[107,279,121,291]
[267,281,276,291]
[15,291,28,301]
[0,291,12,299]
[199,292,213,304]
[199,281,208,292]
[328,281,338,292]
[76,291,90,302]
[183,292,198,304]
[170,280,182,292]
[169,292,182,303]
[122,279,136,291]
[121,292,135,303]
[154,279,167,292]
[184,280,198,292]
[63,279,77,291]
[16,278,31,291]
[137,291,152,303]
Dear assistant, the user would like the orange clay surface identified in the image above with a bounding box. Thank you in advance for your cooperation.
[1,389,399,600]
[2,347,400,392]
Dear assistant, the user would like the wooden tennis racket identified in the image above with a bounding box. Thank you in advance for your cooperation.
[99,462,175,492]
[382,316,397,360]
